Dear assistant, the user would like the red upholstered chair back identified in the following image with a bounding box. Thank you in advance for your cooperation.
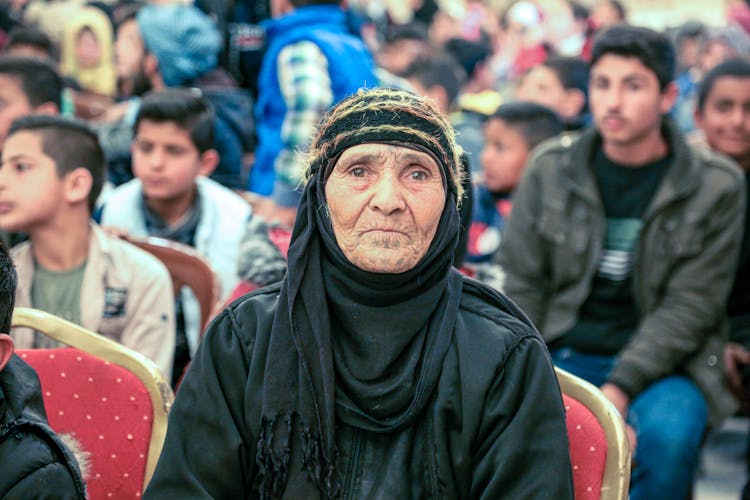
[12,308,173,499]
[18,348,153,499]
[556,368,631,500]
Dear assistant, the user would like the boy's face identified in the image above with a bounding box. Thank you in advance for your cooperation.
[516,66,567,115]
[480,118,530,193]
[0,75,34,149]
[589,54,676,153]
[115,19,146,82]
[695,75,750,166]
[132,120,210,202]
[0,131,65,232]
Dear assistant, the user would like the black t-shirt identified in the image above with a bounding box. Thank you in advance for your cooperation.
[554,148,669,355]
[729,171,750,345]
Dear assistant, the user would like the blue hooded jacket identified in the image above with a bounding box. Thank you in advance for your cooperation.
[249,5,377,196]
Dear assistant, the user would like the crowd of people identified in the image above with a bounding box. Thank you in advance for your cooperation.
[0,0,749,497]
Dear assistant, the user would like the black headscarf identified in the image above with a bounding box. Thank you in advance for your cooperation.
[255,89,466,499]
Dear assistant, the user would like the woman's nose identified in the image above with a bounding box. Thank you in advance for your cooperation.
[370,173,406,215]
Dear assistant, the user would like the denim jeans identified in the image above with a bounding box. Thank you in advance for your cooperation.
[552,347,708,500]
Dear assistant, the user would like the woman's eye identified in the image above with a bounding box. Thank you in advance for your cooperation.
[349,167,366,177]
[16,162,31,172]
[410,169,429,181]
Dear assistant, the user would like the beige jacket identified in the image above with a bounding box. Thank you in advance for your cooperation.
[10,224,176,379]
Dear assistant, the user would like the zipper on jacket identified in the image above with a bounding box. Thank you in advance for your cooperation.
[343,428,362,499]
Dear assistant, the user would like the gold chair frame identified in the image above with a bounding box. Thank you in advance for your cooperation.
[11,307,174,490]
[556,367,632,500]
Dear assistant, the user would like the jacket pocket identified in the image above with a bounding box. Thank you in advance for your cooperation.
[538,210,588,286]
[646,214,705,288]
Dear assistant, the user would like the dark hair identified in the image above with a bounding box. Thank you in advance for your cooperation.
[5,26,57,60]
[0,55,62,109]
[697,58,750,111]
[0,239,16,334]
[491,101,563,149]
[569,1,590,21]
[443,36,492,79]
[134,88,215,153]
[289,0,338,7]
[7,115,105,213]
[401,54,466,106]
[382,21,429,45]
[543,56,590,112]
[590,24,676,89]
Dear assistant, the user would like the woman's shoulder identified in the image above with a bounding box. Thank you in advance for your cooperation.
[457,275,542,347]
[203,283,282,353]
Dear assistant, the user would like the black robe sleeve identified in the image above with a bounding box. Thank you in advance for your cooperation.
[144,307,257,498]
[471,335,574,499]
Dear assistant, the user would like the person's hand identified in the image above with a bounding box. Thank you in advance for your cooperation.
[723,342,750,404]
[600,383,637,454]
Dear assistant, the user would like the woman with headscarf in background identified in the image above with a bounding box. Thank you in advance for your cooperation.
[61,5,116,97]
[144,88,573,499]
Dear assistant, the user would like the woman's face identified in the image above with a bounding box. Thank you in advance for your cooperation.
[325,143,446,274]
[75,28,102,69]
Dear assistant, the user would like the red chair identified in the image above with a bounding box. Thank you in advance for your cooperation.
[13,307,173,499]
[556,367,631,500]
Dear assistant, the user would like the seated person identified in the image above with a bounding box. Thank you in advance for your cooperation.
[3,26,57,60]
[0,239,88,498]
[0,115,175,379]
[0,55,60,149]
[467,101,562,264]
[497,25,745,499]
[100,88,251,382]
[0,55,62,249]
[692,58,750,498]
[515,55,590,131]
[143,88,572,498]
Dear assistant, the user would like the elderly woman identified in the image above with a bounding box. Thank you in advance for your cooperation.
[144,89,573,499]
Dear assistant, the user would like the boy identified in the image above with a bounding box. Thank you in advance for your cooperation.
[101,88,251,381]
[0,239,88,498]
[0,55,63,249]
[0,55,61,149]
[497,25,745,498]
[0,115,175,378]
[693,58,750,499]
[467,101,562,263]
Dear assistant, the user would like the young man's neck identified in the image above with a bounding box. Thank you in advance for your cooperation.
[145,187,197,226]
[29,216,91,271]
[602,129,669,167]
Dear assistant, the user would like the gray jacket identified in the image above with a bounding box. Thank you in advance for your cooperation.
[497,121,746,425]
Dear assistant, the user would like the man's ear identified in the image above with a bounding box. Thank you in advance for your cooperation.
[693,107,705,131]
[561,88,586,119]
[0,333,14,372]
[660,81,679,114]
[198,149,219,177]
[64,167,94,207]
[143,53,161,85]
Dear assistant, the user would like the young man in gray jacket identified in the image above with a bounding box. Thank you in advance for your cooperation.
[497,24,745,499]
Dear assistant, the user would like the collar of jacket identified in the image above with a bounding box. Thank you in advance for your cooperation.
[560,118,701,215]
